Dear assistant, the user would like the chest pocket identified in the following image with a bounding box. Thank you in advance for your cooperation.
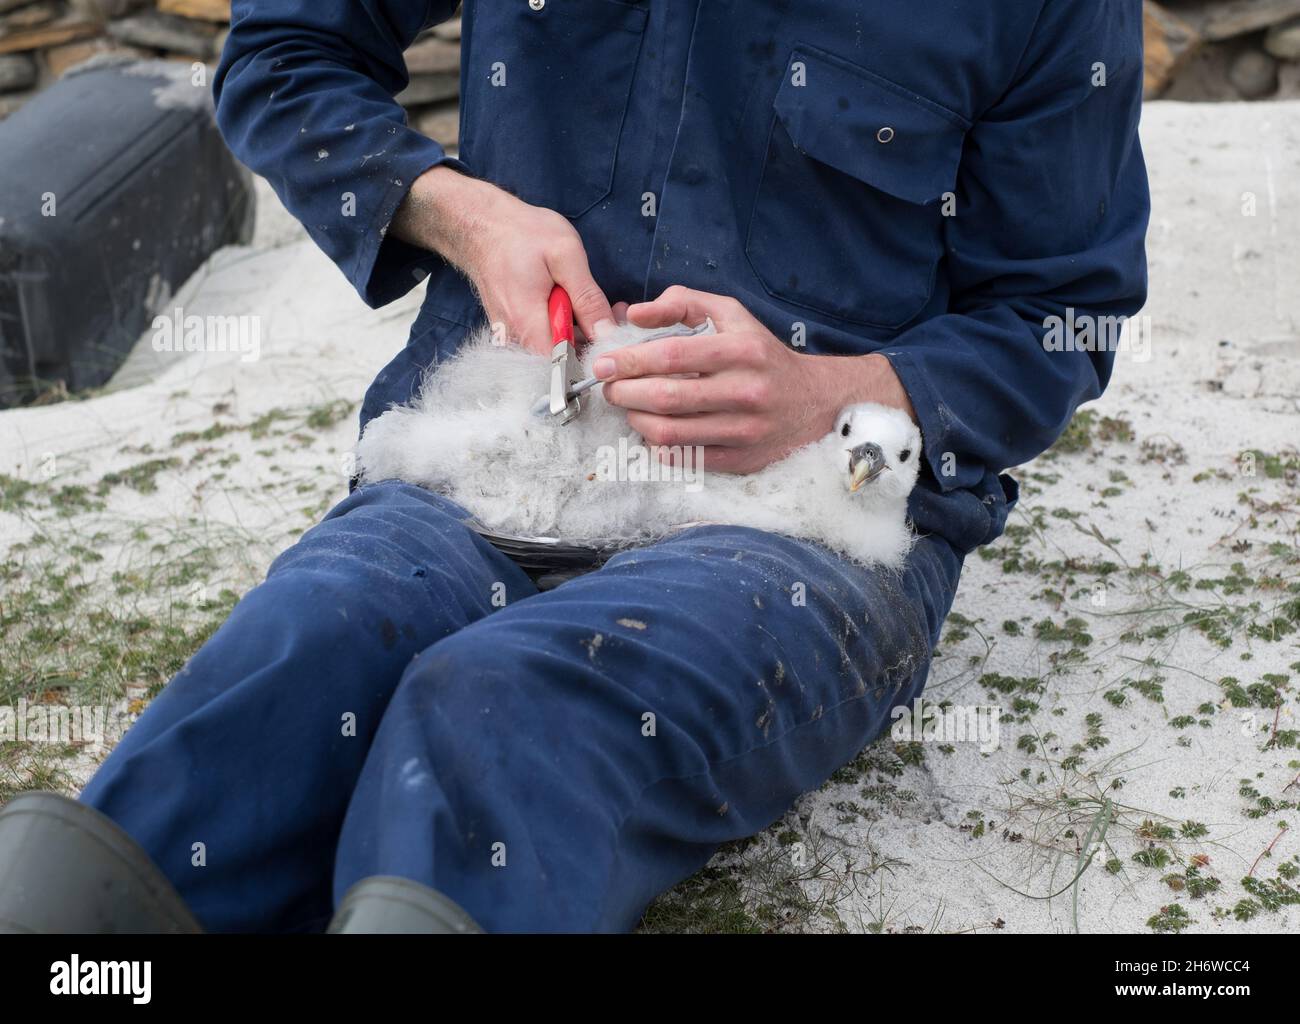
[459,0,648,218]
[745,45,968,330]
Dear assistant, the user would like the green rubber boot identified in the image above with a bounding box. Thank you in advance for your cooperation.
[0,791,202,934]
[328,876,483,934]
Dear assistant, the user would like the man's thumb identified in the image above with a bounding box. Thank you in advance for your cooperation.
[561,278,614,343]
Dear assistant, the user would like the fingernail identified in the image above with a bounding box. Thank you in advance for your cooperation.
[593,357,615,380]
[593,318,615,339]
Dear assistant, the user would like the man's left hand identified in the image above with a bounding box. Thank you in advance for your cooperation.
[595,286,917,474]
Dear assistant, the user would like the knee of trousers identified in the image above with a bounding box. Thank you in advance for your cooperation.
[607,524,950,704]
[379,624,657,809]
[269,480,471,577]
[254,483,524,647]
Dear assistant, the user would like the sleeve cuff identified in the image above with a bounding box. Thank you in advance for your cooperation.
[876,343,960,491]
[352,129,470,309]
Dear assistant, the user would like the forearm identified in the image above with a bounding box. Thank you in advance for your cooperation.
[391,165,504,273]
[804,352,919,431]
[391,165,615,353]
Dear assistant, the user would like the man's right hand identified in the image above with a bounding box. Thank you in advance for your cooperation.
[391,165,613,354]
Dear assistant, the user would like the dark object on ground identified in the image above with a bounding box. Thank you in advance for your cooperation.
[328,875,483,934]
[0,791,203,934]
[0,59,255,409]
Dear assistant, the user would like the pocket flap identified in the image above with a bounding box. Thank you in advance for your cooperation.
[774,46,967,206]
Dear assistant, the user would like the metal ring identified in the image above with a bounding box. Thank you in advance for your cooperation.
[876,126,896,144]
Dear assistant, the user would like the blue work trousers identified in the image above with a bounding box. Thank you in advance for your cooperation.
[81,481,962,932]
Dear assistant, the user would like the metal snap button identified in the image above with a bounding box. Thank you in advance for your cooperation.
[876,126,896,144]
[529,0,544,9]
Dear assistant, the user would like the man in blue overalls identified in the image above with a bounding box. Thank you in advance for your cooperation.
[0,1,1148,932]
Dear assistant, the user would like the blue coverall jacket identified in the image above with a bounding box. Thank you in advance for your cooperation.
[80,1,1149,933]
[211,0,1150,555]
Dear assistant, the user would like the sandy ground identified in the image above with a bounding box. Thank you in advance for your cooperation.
[2,100,1298,933]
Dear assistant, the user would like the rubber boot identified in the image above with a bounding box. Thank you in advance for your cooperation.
[328,876,483,934]
[0,791,202,934]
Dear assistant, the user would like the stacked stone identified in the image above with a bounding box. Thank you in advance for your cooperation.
[5,2,1300,127]
[0,0,463,144]
[1146,0,1300,100]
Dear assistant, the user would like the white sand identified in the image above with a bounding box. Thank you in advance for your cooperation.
[2,101,1297,933]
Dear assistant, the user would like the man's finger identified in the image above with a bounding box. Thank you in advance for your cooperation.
[514,301,555,355]
[652,440,764,475]
[696,446,758,474]
[625,286,756,332]
[548,246,614,343]
[608,375,756,416]
[626,411,760,448]
[592,334,751,381]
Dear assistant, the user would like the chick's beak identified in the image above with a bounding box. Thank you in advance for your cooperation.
[848,442,887,492]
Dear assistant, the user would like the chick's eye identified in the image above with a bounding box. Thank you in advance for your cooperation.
[899,449,911,463]
[840,422,851,438]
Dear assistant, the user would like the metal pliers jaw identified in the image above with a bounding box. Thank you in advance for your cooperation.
[548,335,583,424]
[545,284,585,424]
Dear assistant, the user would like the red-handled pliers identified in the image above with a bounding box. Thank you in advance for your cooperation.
[546,285,596,424]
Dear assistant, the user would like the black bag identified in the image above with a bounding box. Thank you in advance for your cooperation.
[0,59,255,408]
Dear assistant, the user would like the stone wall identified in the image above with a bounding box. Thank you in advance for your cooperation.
[0,0,462,141]
[1146,0,1300,99]
[3,1,1300,127]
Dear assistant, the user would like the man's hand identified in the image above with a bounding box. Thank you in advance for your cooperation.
[597,286,918,474]
[392,166,614,354]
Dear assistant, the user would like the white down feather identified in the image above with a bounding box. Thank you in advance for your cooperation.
[355,320,923,568]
